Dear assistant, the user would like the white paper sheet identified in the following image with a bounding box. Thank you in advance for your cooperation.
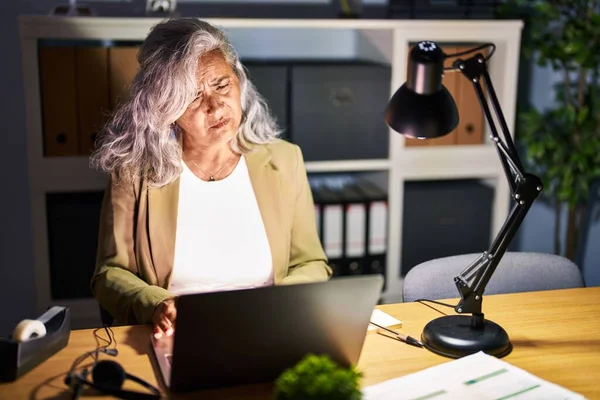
[368,309,402,331]
[362,351,585,400]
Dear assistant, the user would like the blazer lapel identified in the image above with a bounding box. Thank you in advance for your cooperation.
[245,147,287,283]
[147,177,180,287]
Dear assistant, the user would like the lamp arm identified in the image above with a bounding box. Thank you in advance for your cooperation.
[449,52,543,317]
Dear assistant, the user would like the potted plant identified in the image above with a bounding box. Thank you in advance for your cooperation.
[499,0,600,262]
[273,354,363,400]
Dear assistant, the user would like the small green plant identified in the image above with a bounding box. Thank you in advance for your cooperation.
[273,354,363,400]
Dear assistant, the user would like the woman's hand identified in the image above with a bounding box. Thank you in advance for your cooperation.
[153,298,177,339]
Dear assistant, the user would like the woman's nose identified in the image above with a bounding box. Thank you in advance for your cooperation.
[203,94,223,115]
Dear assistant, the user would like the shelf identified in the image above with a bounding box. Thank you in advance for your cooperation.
[19,16,523,320]
[29,157,391,192]
[19,17,523,39]
[32,150,503,186]
[398,145,505,180]
[30,157,107,192]
[306,159,390,173]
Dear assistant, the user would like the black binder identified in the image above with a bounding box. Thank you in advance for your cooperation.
[354,179,388,287]
[310,175,388,286]
[311,183,345,277]
[332,183,367,277]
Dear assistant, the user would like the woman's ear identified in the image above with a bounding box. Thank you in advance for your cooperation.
[171,123,181,140]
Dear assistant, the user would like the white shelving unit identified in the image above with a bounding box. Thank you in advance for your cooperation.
[19,16,523,327]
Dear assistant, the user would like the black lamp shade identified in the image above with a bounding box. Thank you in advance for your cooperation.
[384,40,459,139]
[385,83,459,139]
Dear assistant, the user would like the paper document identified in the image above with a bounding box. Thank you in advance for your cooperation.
[362,351,585,400]
[368,309,402,331]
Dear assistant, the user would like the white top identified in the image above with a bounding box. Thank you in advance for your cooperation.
[169,156,273,296]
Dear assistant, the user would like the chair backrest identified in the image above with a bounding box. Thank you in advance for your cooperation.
[402,252,585,302]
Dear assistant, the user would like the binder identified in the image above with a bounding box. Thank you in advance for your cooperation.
[310,184,344,277]
[310,175,388,284]
[309,179,323,241]
[455,46,486,145]
[354,179,388,286]
[314,200,321,243]
[333,183,367,276]
[75,46,110,155]
[108,46,140,109]
[39,46,79,156]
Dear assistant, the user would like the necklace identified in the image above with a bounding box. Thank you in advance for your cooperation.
[190,152,235,182]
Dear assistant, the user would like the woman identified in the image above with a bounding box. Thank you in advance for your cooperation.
[90,17,331,338]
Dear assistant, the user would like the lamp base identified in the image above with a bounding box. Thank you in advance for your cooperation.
[421,315,512,359]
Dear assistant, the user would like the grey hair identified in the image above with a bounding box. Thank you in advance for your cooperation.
[90,17,281,187]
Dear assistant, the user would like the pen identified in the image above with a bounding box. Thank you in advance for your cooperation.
[370,322,424,348]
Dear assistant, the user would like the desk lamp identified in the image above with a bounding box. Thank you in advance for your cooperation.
[385,41,543,359]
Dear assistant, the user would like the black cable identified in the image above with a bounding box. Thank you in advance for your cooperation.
[445,43,495,58]
[443,43,497,70]
[66,325,118,387]
[94,326,116,350]
[94,328,110,351]
[66,349,98,383]
[414,298,457,316]
[108,326,118,352]
[415,298,456,308]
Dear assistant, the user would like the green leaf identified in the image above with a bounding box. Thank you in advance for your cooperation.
[577,106,590,125]
[563,41,584,55]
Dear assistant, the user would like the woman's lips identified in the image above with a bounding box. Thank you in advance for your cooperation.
[211,118,229,129]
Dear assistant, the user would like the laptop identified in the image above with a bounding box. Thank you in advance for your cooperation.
[150,275,384,393]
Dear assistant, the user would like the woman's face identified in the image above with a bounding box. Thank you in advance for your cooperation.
[177,50,242,148]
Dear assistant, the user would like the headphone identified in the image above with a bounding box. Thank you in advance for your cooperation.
[64,327,162,400]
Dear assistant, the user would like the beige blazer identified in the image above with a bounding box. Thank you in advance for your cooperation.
[91,140,331,325]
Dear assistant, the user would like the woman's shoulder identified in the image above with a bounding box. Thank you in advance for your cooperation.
[263,139,305,167]
[262,138,298,153]
[246,138,294,159]
[247,139,312,176]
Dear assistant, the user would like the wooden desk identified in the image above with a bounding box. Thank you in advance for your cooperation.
[2,287,599,399]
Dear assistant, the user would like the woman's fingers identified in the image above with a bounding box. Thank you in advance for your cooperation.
[154,317,172,338]
[153,299,177,339]
[162,314,174,334]
[164,301,177,324]
[153,324,164,339]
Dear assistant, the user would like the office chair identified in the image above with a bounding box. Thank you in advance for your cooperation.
[402,252,585,302]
